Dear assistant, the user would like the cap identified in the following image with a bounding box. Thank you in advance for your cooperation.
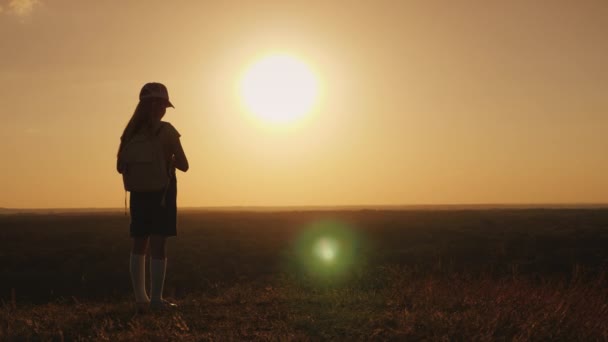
[139,82,174,108]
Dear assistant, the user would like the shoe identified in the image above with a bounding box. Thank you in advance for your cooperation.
[134,302,150,314]
[150,299,178,311]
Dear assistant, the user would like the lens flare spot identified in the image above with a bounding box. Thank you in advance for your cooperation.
[289,219,365,284]
[314,237,338,262]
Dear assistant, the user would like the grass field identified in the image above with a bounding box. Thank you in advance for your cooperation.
[1,209,608,340]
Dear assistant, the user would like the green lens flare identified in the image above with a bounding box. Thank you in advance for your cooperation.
[291,220,362,283]
[314,237,338,263]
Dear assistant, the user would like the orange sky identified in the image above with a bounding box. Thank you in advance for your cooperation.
[1,0,607,208]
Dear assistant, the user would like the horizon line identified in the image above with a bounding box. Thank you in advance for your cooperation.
[2,202,608,212]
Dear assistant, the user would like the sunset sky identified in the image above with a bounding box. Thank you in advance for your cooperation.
[1,0,607,208]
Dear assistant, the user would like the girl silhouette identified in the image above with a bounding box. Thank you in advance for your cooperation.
[117,82,189,312]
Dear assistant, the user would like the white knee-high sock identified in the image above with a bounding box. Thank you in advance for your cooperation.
[150,258,167,302]
[129,254,150,303]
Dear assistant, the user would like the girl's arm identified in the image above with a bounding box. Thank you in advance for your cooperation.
[173,138,189,172]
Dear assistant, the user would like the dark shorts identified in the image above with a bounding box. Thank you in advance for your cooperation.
[129,176,177,237]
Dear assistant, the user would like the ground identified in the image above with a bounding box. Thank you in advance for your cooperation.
[1,209,607,340]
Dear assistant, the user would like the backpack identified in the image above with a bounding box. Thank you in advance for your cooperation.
[119,125,169,192]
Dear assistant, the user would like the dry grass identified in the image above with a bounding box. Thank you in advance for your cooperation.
[2,269,607,341]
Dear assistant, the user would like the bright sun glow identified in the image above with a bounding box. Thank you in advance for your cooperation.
[240,54,319,124]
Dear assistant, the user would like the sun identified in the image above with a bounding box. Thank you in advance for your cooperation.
[240,54,319,124]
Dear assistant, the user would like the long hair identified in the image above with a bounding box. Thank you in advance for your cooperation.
[117,99,159,155]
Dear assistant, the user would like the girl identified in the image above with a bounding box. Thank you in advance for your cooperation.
[117,82,189,312]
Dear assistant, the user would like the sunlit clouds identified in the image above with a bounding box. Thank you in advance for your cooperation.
[2,0,41,17]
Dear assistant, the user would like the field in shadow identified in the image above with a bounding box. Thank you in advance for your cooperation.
[1,209,607,340]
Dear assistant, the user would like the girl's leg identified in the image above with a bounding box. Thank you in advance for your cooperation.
[132,236,149,254]
[149,235,169,304]
[149,235,167,259]
[130,237,150,304]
